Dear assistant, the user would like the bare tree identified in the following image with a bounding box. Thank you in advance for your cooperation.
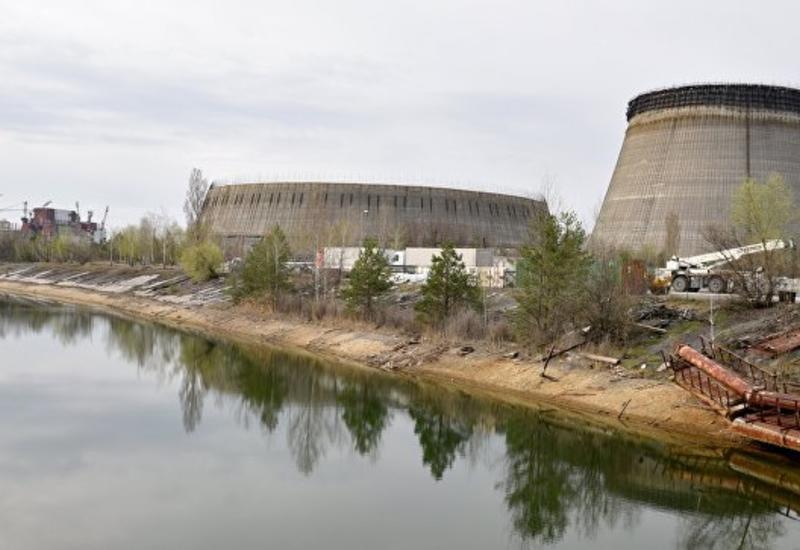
[664,211,681,258]
[184,168,209,242]
[703,176,795,305]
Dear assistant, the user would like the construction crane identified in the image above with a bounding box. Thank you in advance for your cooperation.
[41,200,52,208]
[664,239,792,293]
[100,206,109,230]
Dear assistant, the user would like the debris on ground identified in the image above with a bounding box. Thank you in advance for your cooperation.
[634,299,698,330]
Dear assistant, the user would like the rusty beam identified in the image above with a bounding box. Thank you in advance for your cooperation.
[732,418,800,452]
[756,327,800,356]
[676,345,753,397]
[748,390,800,414]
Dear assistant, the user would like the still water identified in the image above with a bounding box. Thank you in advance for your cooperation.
[1,299,800,550]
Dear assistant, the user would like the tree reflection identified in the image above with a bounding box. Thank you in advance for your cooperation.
[0,300,94,343]
[679,499,785,550]
[230,358,288,433]
[408,399,473,480]
[501,415,574,544]
[337,381,390,456]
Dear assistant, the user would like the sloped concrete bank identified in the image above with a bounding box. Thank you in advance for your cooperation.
[0,263,742,452]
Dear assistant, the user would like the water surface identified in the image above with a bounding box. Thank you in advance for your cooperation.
[1,299,799,549]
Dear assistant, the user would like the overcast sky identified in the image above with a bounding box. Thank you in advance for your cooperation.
[2,1,799,230]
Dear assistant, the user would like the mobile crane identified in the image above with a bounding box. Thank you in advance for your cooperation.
[664,239,791,293]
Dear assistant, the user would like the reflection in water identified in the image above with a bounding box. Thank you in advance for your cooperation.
[2,299,800,548]
[409,399,472,480]
[337,381,389,457]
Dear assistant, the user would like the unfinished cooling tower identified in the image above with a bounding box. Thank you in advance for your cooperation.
[592,84,800,256]
[202,182,547,256]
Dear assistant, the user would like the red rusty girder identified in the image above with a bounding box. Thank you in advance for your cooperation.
[732,418,800,452]
[749,390,800,414]
[756,327,800,356]
[676,344,754,398]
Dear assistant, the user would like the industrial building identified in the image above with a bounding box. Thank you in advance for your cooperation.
[592,84,800,256]
[201,182,547,255]
[21,205,107,243]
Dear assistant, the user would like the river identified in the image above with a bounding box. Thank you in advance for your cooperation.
[1,299,799,549]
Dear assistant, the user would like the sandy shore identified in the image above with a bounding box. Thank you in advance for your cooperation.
[0,279,741,450]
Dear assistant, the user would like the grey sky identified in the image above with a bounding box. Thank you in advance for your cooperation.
[2,1,798,230]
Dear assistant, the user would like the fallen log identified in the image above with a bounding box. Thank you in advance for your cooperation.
[578,352,620,366]
[635,322,667,334]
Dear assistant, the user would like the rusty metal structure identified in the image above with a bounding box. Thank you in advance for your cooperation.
[593,84,800,256]
[668,342,800,451]
[201,182,547,256]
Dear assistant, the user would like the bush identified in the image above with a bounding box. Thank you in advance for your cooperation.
[488,319,513,343]
[443,308,486,340]
[180,241,224,282]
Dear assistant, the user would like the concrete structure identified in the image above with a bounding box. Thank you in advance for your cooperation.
[321,246,514,287]
[592,84,800,256]
[201,182,546,256]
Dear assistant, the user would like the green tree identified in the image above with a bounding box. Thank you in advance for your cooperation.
[342,238,392,317]
[514,211,592,349]
[180,240,224,282]
[231,225,292,307]
[415,243,481,325]
[731,174,794,244]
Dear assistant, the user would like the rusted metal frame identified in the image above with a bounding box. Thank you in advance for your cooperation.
[756,328,800,356]
[714,343,772,389]
[749,390,800,416]
[676,345,753,398]
[731,418,800,452]
[672,361,737,416]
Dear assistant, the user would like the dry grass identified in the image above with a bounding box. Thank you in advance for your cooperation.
[443,308,487,340]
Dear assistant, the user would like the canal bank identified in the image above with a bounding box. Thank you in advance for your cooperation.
[0,272,742,452]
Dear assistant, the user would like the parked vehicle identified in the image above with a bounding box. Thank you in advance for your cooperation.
[664,240,791,293]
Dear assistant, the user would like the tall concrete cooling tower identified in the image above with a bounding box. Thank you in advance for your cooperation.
[592,84,800,256]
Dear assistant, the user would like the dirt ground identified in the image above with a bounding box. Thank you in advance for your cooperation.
[0,277,741,451]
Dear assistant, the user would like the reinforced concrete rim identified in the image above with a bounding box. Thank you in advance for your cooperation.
[208,181,545,204]
[627,83,800,121]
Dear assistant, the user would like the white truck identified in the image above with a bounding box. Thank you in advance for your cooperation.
[664,239,791,294]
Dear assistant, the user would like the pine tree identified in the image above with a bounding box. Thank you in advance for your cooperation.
[342,238,392,317]
[415,243,481,325]
[232,225,292,307]
[514,211,591,349]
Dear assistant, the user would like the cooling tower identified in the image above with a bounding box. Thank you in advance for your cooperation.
[202,182,547,255]
[592,84,800,256]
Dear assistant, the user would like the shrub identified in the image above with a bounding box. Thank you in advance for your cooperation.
[180,240,224,282]
[444,308,486,340]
